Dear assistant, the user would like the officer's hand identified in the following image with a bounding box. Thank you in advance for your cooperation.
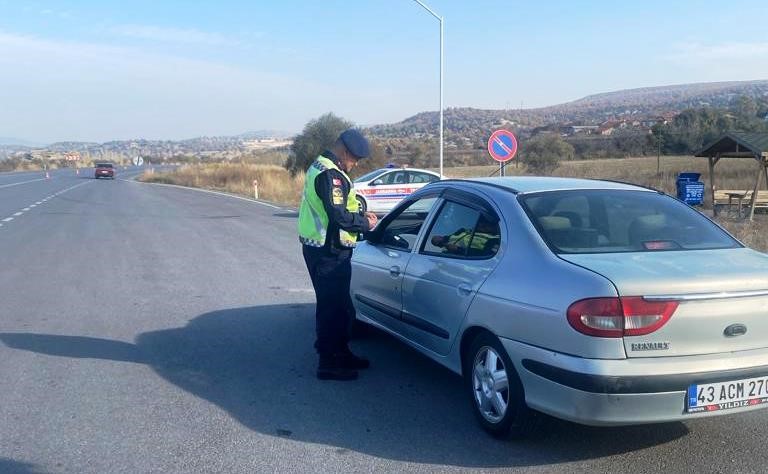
[365,212,378,229]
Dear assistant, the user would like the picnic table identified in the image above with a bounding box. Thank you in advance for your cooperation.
[713,189,768,218]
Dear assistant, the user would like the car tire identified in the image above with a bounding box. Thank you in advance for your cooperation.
[356,196,367,213]
[464,331,538,439]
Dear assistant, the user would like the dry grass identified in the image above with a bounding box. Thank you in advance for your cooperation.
[441,156,762,196]
[715,219,768,251]
[140,157,768,251]
[140,163,305,207]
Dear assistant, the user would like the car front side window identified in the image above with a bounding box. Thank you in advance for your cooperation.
[378,197,438,251]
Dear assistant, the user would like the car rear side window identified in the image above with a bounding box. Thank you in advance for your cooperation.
[422,201,500,259]
[520,190,740,254]
[408,172,438,184]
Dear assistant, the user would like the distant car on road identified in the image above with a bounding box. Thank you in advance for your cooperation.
[94,163,115,179]
[351,176,768,438]
[353,167,441,214]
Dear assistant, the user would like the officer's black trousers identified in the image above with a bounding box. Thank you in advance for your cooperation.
[302,246,354,357]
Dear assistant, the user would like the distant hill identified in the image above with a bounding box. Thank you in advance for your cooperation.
[0,131,293,161]
[1,130,292,155]
[0,137,45,147]
[369,80,768,139]
[238,130,294,140]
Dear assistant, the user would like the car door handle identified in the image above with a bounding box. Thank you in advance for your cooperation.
[387,251,399,258]
[389,266,401,277]
[457,283,473,296]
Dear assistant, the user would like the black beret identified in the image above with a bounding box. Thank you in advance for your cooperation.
[339,129,370,159]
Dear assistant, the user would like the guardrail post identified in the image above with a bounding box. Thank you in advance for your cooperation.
[253,180,259,200]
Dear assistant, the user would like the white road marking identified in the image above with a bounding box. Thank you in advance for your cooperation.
[0,180,91,231]
[0,177,47,189]
[129,179,283,209]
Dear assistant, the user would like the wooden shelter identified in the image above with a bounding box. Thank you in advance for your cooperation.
[695,132,768,220]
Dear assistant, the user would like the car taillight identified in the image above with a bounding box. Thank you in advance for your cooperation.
[567,297,678,338]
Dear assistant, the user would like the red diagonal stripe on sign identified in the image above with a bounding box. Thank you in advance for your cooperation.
[494,136,513,155]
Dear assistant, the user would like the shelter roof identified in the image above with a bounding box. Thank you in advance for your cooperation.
[695,132,768,158]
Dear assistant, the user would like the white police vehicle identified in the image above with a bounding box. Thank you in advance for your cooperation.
[353,167,442,214]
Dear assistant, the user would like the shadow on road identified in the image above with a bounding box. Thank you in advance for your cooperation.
[0,334,144,363]
[0,304,688,468]
[272,212,299,218]
[0,458,49,474]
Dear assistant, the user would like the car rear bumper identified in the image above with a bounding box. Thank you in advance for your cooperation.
[501,337,768,426]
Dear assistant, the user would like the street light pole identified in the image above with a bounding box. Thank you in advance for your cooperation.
[412,0,444,178]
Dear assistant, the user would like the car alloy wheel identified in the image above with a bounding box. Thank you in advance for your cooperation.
[356,196,367,213]
[472,346,509,423]
[465,332,538,438]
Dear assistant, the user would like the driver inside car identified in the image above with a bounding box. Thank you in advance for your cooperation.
[430,218,500,256]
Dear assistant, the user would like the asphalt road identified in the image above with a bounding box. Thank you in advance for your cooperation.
[0,168,765,473]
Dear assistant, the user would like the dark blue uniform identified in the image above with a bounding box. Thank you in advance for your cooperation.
[302,150,369,358]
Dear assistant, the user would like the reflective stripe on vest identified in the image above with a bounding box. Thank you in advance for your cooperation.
[298,156,360,248]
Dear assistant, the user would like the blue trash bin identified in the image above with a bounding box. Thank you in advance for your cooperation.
[676,172,704,206]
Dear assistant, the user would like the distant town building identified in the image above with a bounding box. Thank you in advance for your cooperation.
[569,125,599,135]
[598,124,615,136]
[242,138,292,150]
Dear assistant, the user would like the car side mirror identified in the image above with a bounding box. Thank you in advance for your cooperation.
[371,179,383,186]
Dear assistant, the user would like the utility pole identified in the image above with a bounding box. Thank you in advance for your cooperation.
[656,133,663,175]
[412,0,444,177]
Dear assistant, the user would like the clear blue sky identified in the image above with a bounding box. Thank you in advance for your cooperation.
[1,0,767,143]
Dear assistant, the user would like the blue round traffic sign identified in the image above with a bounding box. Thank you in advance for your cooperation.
[487,129,518,163]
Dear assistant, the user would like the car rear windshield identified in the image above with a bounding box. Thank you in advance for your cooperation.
[96,163,113,168]
[519,189,740,254]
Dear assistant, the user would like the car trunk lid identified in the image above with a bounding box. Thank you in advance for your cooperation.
[561,248,768,357]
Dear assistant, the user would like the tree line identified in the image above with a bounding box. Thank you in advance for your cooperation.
[652,96,768,155]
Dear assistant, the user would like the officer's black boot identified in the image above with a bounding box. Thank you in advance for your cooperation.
[317,355,358,381]
[335,349,370,370]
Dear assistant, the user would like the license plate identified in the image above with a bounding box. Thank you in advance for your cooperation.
[687,376,768,413]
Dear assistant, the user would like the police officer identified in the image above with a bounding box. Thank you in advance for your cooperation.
[298,129,378,381]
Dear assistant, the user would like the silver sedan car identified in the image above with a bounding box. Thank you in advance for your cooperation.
[350,177,768,438]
